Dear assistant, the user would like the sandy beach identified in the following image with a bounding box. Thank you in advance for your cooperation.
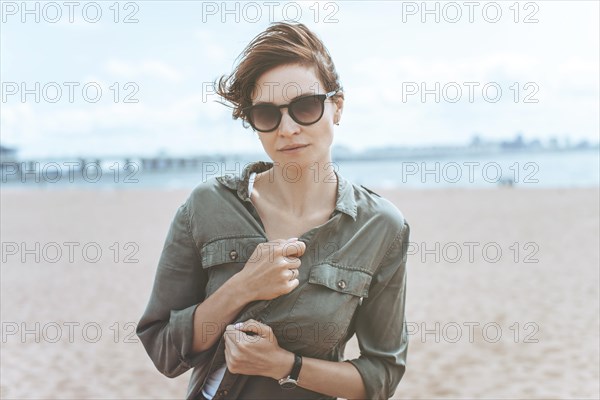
[1,187,598,399]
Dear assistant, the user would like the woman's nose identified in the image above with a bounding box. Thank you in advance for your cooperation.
[277,109,300,136]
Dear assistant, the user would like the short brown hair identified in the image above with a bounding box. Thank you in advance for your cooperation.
[215,22,343,123]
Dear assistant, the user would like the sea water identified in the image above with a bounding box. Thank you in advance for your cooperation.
[2,149,598,190]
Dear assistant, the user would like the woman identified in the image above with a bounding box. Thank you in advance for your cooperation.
[136,22,410,400]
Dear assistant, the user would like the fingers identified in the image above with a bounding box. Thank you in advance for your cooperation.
[263,238,306,261]
[260,238,305,258]
[288,268,299,281]
[287,276,300,290]
[281,240,306,258]
[227,319,269,338]
[290,268,297,279]
[234,320,254,331]
[269,237,298,245]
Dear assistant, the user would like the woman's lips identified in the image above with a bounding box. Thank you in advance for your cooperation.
[279,144,309,153]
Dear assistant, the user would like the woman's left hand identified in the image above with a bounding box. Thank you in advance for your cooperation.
[223,318,292,380]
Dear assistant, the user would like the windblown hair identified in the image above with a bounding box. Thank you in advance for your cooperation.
[215,22,343,123]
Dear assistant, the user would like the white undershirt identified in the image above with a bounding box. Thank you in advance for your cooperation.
[201,363,227,400]
[201,172,257,400]
[248,171,257,197]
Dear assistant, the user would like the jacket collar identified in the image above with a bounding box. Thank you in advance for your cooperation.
[216,160,357,221]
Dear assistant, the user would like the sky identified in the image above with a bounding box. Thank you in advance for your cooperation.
[1,0,599,158]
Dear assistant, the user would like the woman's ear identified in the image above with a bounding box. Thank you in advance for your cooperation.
[333,93,344,124]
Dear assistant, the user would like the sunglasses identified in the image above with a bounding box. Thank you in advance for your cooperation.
[243,90,338,132]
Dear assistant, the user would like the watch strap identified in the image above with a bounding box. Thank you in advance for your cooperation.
[289,353,302,381]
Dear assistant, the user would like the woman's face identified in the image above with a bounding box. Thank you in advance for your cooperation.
[250,63,343,170]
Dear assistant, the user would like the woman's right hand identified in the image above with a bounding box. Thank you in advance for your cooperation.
[237,238,306,301]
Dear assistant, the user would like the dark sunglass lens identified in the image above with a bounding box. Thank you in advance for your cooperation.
[250,105,280,131]
[291,96,323,124]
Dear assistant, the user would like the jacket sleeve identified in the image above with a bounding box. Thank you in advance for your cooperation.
[136,197,214,378]
[344,221,410,399]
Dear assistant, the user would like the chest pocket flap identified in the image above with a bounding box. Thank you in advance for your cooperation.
[308,263,372,298]
[201,236,265,269]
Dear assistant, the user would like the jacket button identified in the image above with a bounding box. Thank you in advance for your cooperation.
[337,280,347,289]
[229,250,238,261]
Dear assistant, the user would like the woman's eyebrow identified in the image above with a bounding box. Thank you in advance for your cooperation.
[253,92,316,106]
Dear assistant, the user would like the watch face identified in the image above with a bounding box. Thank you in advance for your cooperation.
[280,380,297,389]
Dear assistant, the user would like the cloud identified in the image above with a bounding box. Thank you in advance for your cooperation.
[2,1,598,158]
[351,53,543,83]
[105,59,183,82]
[193,29,228,64]
[0,91,251,157]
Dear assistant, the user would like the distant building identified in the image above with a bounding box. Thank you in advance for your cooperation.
[500,133,526,150]
[0,145,18,163]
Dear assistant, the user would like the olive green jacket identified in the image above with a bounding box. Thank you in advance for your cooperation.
[136,160,410,399]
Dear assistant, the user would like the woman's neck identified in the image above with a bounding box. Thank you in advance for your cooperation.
[254,161,338,218]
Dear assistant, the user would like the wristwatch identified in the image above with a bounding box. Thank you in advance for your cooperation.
[278,353,302,389]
